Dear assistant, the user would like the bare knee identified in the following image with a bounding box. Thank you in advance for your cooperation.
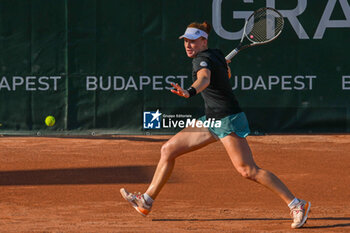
[160,142,177,162]
[237,166,259,181]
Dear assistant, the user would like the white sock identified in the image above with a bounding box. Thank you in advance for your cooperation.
[143,193,154,205]
[288,197,300,209]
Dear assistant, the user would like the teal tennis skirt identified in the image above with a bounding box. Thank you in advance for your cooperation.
[198,112,250,139]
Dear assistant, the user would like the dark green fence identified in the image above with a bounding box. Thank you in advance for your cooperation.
[0,0,349,135]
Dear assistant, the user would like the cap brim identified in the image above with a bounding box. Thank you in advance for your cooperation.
[178,34,201,40]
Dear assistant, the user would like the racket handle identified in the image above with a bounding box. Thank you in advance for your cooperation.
[225,48,239,61]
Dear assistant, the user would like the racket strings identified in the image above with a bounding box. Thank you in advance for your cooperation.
[246,8,284,43]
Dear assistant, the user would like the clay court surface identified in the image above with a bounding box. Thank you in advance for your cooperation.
[0,135,350,232]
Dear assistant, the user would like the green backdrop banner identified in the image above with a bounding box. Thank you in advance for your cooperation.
[0,0,349,135]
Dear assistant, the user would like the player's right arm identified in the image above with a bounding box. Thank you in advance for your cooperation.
[190,68,211,93]
[170,68,211,98]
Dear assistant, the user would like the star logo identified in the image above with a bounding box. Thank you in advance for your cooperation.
[143,109,162,129]
[150,109,162,122]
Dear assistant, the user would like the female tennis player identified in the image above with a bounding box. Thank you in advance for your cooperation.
[121,21,310,229]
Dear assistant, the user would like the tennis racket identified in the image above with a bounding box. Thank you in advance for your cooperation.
[225,7,284,61]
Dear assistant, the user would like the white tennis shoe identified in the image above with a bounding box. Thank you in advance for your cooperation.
[120,188,152,216]
[290,199,311,228]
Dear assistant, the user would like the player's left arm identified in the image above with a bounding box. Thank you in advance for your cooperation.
[170,68,211,98]
[226,59,232,79]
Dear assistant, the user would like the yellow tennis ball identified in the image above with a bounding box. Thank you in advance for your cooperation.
[45,116,55,127]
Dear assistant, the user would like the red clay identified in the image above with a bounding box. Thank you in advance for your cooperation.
[0,135,350,232]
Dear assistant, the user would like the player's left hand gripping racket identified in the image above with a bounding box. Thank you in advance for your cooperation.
[225,7,284,61]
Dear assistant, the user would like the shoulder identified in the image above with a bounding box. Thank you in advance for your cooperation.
[208,49,226,62]
[193,49,213,63]
[197,49,225,63]
[193,58,210,68]
[193,54,211,71]
[199,48,224,57]
[193,49,226,71]
[204,49,227,70]
[211,49,225,58]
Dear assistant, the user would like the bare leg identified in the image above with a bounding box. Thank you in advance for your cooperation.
[145,127,216,199]
[220,133,295,205]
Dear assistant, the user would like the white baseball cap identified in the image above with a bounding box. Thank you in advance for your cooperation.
[179,27,208,40]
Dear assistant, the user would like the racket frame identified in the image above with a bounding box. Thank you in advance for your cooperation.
[225,7,284,61]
